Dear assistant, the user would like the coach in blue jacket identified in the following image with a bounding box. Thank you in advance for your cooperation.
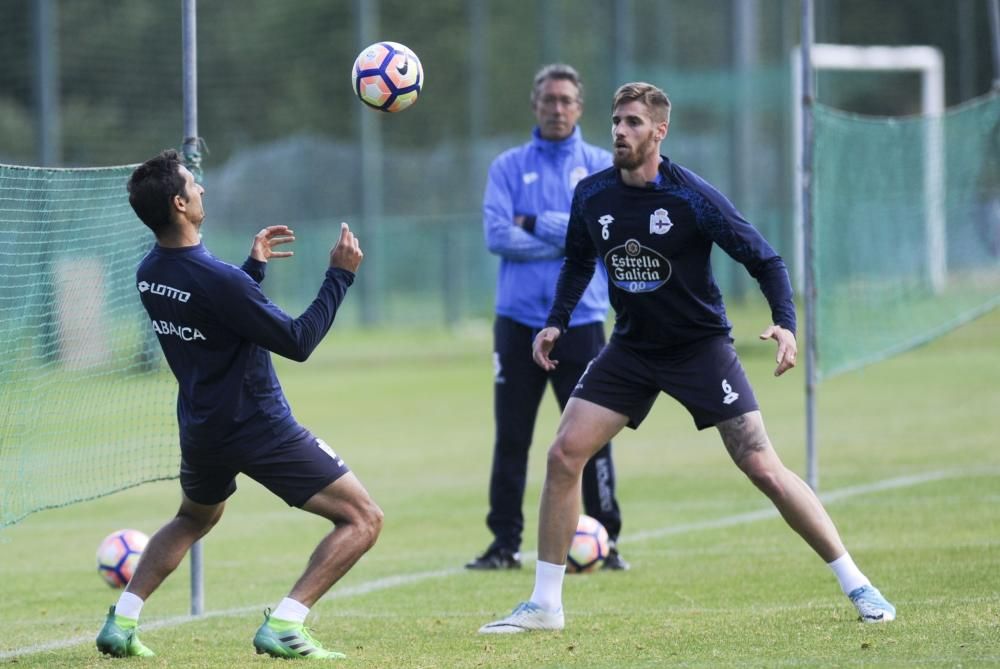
[466,64,628,571]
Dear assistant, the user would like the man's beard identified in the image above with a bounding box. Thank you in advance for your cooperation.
[613,131,656,170]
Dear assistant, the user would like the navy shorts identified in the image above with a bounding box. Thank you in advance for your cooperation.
[180,427,351,507]
[571,336,759,430]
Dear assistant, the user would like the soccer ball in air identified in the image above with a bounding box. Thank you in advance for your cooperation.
[566,514,610,573]
[96,529,148,588]
[351,41,423,112]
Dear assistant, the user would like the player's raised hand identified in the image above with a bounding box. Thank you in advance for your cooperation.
[330,222,363,273]
[250,225,295,262]
[759,324,797,377]
[532,326,562,371]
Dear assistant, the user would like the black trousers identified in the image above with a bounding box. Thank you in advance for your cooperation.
[487,316,622,551]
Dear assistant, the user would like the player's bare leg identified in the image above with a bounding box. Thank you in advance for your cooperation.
[253,473,383,659]
[717,410,895,622]
[128,495,226,599]
[717,411,844,560]
[480,398,628,634]
[290,472,383,606]
[537,399,630,565]
[97,495,224,657]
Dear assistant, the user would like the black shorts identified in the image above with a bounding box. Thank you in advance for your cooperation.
[571,336,759,430]
[180,426,351,507]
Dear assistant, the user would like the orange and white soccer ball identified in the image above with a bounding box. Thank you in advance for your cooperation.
[96,529,148,588]
[566,514,610,573]
[351,41,423,112]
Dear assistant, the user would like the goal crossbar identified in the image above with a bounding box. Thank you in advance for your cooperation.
[792,43,946,293]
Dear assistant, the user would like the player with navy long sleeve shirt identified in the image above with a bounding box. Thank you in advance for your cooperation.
[546,156,795,351]
[137,243,353,451]
[97,150,382,661]
[480,82,895,635]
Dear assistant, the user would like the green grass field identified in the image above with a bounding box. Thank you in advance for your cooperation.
[2,306,999,668]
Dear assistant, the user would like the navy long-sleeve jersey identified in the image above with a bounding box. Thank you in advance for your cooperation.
[546,157,795,350]
[136,243,353,451]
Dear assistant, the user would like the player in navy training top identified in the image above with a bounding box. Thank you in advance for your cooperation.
[480,83,895,635]
[96,150,383,661]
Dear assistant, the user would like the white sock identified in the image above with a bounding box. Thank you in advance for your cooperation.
[530,560,566,612]
[271,597,310,624]
[115,591,144,621]
[828,553,870,595]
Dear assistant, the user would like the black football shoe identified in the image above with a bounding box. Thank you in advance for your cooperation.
[465,545,522,570]
[602,544,631,571]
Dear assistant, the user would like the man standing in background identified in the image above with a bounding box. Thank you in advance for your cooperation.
[467,64,628,572]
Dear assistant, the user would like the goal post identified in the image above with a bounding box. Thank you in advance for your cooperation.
[793,39,999,492]
[793,39,948,492]
[792,44,946,293]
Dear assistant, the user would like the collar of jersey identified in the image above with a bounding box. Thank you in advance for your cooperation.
[530,125,581,153]
[617,156,670,190]
[154,241,205,255]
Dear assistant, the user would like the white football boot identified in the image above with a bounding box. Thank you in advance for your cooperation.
[478,601,564,634]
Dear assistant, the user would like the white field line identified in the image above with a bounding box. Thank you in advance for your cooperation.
[0,467,986,659]
[623,468,966,545]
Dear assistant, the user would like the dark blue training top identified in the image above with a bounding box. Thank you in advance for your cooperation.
[546,157,795,350]
[136,243,353,451]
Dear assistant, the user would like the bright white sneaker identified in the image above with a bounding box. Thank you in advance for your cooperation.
[478,601,564,634]
[849,584,896,623]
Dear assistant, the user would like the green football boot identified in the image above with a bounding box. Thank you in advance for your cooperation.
[253,609,346,660]
[96,605,156,657]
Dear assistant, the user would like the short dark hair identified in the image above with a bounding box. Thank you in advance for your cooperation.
[531,63,584,105]
[612,82,671,124]
[127,149,186,235]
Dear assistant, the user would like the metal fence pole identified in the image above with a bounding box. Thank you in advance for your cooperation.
[181,0,205,617]
[356,0,382,325]
[989,0,1000,90]
[33,0,60,166]
[182,0,201,174]
[800,0,819,491]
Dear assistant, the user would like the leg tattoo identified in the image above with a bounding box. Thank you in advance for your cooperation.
[717,412,770,466]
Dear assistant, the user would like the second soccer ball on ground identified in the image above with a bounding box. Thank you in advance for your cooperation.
[566,514,610,573]
[96,528,149,588]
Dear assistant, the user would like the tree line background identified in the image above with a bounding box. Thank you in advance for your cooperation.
[1,0,995,168]
[0,0,996,323]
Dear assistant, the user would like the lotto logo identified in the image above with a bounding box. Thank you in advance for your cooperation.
[137,281,191,303]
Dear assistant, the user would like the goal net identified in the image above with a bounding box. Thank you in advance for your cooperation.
[0,164,178,527]
[795,45,1000,379]
[812,94,1000,378]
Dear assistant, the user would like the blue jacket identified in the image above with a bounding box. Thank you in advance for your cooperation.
[483,126,612,328]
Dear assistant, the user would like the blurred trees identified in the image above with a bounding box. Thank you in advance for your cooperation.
[0,0,995,167]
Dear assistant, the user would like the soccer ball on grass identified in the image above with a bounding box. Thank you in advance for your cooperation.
[566,514,610,573]
[96,529,148,588]
[351,41,424,112]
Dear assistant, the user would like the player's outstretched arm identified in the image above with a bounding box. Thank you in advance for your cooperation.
[532,326,562,371]
[220,222,360,362]
[759,324,797,377]
[330,222,363,273]
[250,225,296,262]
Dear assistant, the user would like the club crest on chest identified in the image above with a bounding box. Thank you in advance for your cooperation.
[649,208,673,235]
